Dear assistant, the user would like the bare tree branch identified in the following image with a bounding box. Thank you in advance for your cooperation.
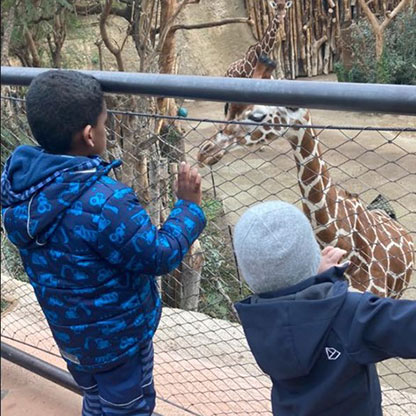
[157,17,251,34]
[75,1,130,20]
[381,0,411,30]
[47,11,67,68]
[99,0,125,71]
[158,0,200,53]
[358,0,410,59]
[24,29,41,67]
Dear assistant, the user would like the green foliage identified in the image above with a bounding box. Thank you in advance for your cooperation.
[1,95,34,168]
[1,95,32,285]
[56,0,74,9]
[335,11,416,84]
[4,0,77,67]
[199,196,251,322]
[91,51,100,65]
[1,298,10,313]
[1,234,28,283]
[159,124,185,162]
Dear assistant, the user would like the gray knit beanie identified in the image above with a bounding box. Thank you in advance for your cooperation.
[233,201,321,293]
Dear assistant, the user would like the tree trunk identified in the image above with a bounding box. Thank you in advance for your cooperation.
[244,0,409,78]
[48,13,66,68]
[375,29,384,60]
[180,240,204,311]
[357,0,410,60]
[1,6,16,66]
[24,29,41,67]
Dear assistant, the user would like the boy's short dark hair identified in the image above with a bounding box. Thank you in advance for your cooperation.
[26,70,104,154]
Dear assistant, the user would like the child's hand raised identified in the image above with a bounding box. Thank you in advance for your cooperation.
[175,162,202,206]
[317,246,349,274]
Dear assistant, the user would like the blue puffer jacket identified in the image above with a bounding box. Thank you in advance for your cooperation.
[1,145,206,371]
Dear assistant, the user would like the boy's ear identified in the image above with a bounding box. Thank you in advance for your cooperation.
[81,124,95,148]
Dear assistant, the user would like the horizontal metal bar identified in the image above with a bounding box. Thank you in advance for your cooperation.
[1,66,416,115]
[1,341,81,395]
[0,341,177,415]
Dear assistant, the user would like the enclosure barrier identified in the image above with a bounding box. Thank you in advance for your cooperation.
[2,66,416,114]
[1,67,415,416]
[1,341,80,394]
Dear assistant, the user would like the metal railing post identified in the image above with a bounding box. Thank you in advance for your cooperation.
[1,341,81,395]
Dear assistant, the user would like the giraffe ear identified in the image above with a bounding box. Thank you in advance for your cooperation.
[269,1,277,9]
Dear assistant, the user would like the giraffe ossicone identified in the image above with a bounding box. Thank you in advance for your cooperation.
[198,58,414,298]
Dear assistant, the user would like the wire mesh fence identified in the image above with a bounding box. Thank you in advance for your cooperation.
[1,88,415,415]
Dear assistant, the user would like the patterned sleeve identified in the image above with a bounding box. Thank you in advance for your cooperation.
[96,188,206,276]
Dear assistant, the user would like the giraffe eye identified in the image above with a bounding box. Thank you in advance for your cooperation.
[248,112,266,123]
[287,107,299,112]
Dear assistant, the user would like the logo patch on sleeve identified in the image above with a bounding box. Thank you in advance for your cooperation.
[325,347,341,360]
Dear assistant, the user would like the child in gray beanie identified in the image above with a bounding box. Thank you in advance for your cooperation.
[233,200,416,416]
[233,200,323,293]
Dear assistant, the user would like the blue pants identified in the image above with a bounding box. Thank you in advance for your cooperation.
[68,341,156,416]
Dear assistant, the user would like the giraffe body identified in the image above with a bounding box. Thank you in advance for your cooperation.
[197,104,414,298]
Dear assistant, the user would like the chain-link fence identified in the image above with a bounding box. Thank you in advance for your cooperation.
[1,78,415,415]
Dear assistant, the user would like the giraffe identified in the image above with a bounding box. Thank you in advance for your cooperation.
[197,61,414,298]
[225,0,291,79]
[223,1,291,119]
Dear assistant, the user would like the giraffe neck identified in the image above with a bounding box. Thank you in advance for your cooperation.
[255,12,281,58]
[226,10,283,78]
[289,127,340,245]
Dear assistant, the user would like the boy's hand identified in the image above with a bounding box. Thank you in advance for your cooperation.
[317,246,348,274]
[175,161,202,206]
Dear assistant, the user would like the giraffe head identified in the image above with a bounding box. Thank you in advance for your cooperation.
[269,1,292,11]
[269,0,292,21]
[198,58,310,167]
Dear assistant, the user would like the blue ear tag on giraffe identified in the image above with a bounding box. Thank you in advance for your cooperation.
[177,107,188,117]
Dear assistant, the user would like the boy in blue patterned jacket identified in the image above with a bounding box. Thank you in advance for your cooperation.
[1,70,206,416]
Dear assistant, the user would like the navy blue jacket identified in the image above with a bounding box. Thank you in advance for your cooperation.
[1,145,206,371]
[235,267,416,416]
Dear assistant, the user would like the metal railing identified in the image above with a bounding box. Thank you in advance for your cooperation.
[2,66,416,114]
[1,67,415,416]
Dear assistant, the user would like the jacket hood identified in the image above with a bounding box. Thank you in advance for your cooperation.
[1,145,120,247]
[235,266,349,380]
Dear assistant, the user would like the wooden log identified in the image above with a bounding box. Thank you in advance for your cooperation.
[180,239,204,311]
[290,3,297,78]
[243,0,408,78]
[344,0,352,22]
[296,0,305,61]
